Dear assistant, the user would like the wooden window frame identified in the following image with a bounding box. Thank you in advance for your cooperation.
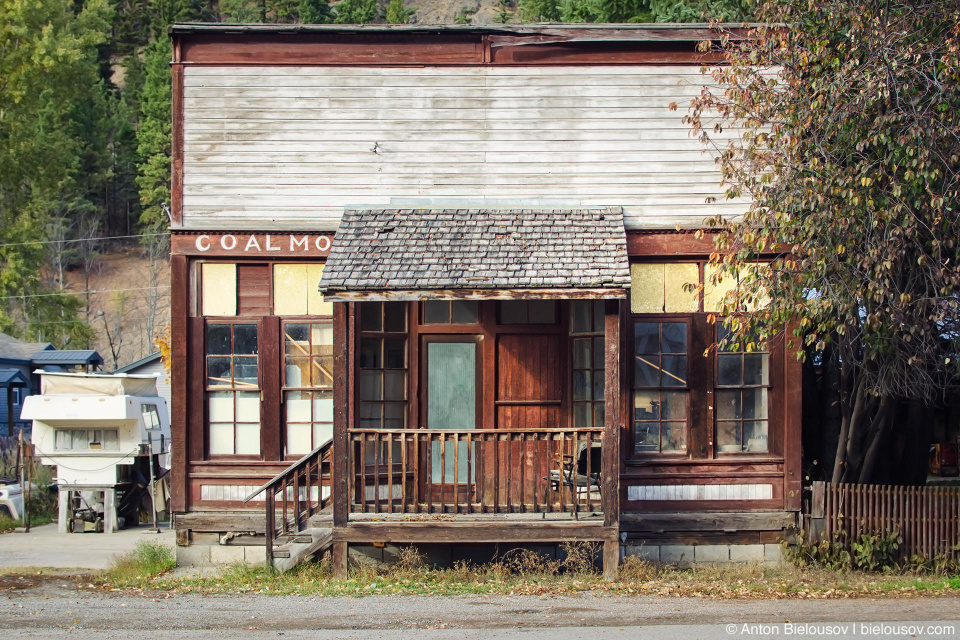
[570,300,605,430]
[282,318,335,457]
[204,318,262,459]
[629,314,692,458]
[356,301,409,431]
[714,321,776,457]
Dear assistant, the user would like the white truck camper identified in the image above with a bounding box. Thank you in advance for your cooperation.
[21,372,170,533]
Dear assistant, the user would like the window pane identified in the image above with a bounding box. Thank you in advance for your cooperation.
[208,391,234,421]
[234,356,258,386]
[285,324,309,355]
[592,300,605,334]
[717,421,742,452]
[359,402,381,429]
[716,390,742,420]
[423,300,449,324]
[426,342,476,430]
[287,422,311,455]
[384,338,405,369]
[285,357,309,387]
[634,422,659,452]
[661,323,686,354]
[359,371,383,401]
[593,337,605,370]
[660,391,686,420]
[233,325,258,355]
[634,355,660,387]
[718,354,742,386]
[384,402,405,430]
[285,391,311,423]
[500,300,526,324]
[360,302,383,331]
[383,302,406,332]
[571,300,592,334]
[744,353,768,385]
[742,388,767,419]
[312,356,334,387]
[633,390,661,420]
[209,423,235,455]
[573,370,591,401]
[528,300,557,324]
[383,371,406,401]
[207,357,232,386]
[574,402,590,429]
[634,323,659,354]
[661,355,687,387]
[661,422,686,452]
[311,323,333,348]
[313,391,333,422]
[451,300,478,324]
[314,421,333,448]
[101,429,119,451]
[235,423,260,455]
[593,371,604,401]
[573,339,591,369]
[359,338,381,369]
[235,391,260,421]
[206,325,232,355]
[744,421,769,452]
[593,402,605,430]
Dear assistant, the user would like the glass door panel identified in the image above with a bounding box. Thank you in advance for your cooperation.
[426,341,476,483]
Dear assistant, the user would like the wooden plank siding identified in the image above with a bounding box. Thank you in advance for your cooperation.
[180,66,745,231]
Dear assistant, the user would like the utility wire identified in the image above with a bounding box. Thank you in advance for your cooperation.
[0,232,169,250]
[0,285,171,301]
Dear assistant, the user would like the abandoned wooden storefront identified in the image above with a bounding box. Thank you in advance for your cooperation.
[168,24,803,575]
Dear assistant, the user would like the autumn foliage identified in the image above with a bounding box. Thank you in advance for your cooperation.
[684,1,960,482]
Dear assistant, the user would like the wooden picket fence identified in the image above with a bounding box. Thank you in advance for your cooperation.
[806,481,960,560]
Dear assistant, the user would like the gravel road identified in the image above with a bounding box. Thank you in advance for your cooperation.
[2,577,959,639]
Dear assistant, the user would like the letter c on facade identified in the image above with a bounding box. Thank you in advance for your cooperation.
[195,235,211,251]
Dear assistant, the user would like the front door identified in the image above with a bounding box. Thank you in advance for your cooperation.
[423,338,480,501]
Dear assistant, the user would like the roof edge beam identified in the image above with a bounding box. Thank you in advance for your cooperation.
[323,288,628,302]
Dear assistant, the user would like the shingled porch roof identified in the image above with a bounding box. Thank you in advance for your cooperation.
[318,207,631,301]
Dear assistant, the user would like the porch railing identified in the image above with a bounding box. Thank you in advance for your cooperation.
[244,439,333,566]
[348,428,604,515]
[806,481,960,560]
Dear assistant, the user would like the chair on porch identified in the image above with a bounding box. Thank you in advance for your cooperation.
[545,442,602,517]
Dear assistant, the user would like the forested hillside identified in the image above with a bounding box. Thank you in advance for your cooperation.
[0,0,758,367]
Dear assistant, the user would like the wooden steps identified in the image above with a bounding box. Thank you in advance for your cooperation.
[270,527,334,572]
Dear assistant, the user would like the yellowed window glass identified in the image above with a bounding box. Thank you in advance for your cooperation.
[307,264,332,316]
[273,264,308,316]
[663,263,700,313]
[631,263,699,313]
[704,264,770,312]
[630,263,665,313]
[201,263,237,317]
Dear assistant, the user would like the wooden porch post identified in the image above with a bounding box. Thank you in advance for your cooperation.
[332,301,350,578]
[602,297,622,581]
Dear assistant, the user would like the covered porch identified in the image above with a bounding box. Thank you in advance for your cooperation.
[255,207,629,577]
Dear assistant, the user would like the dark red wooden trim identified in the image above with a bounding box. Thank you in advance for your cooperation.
[180,35,484,65]
[627,231,719,257]
[187,316,206,466]
[171,63,184,226]
[171,232,333,257]
[688,314,712,460]
[783,328,803,512]
[170,254,189,512]
[603,298,621,529]
[333,302,350,527]
[260,316,281,461]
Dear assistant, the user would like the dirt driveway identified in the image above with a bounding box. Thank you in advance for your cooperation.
[0,522,174,570]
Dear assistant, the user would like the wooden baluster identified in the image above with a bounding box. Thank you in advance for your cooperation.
[265,488,276,568]
[359,434,367,513]
[400,431,408,514]
[387,431,394,513]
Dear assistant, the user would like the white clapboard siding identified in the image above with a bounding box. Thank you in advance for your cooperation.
[182,65,747,230]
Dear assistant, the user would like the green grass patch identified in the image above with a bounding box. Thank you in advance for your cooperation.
[97,544,960,599]
[99,540,176,586]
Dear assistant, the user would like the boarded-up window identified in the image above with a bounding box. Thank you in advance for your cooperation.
[273,264,331,316]
[201,263,237,317]
[630,263,699,314]
[703,264,770,313]
[237,264,271,316]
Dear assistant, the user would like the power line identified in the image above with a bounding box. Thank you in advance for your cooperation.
[0,232,169,250]
[0,285,171,301]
